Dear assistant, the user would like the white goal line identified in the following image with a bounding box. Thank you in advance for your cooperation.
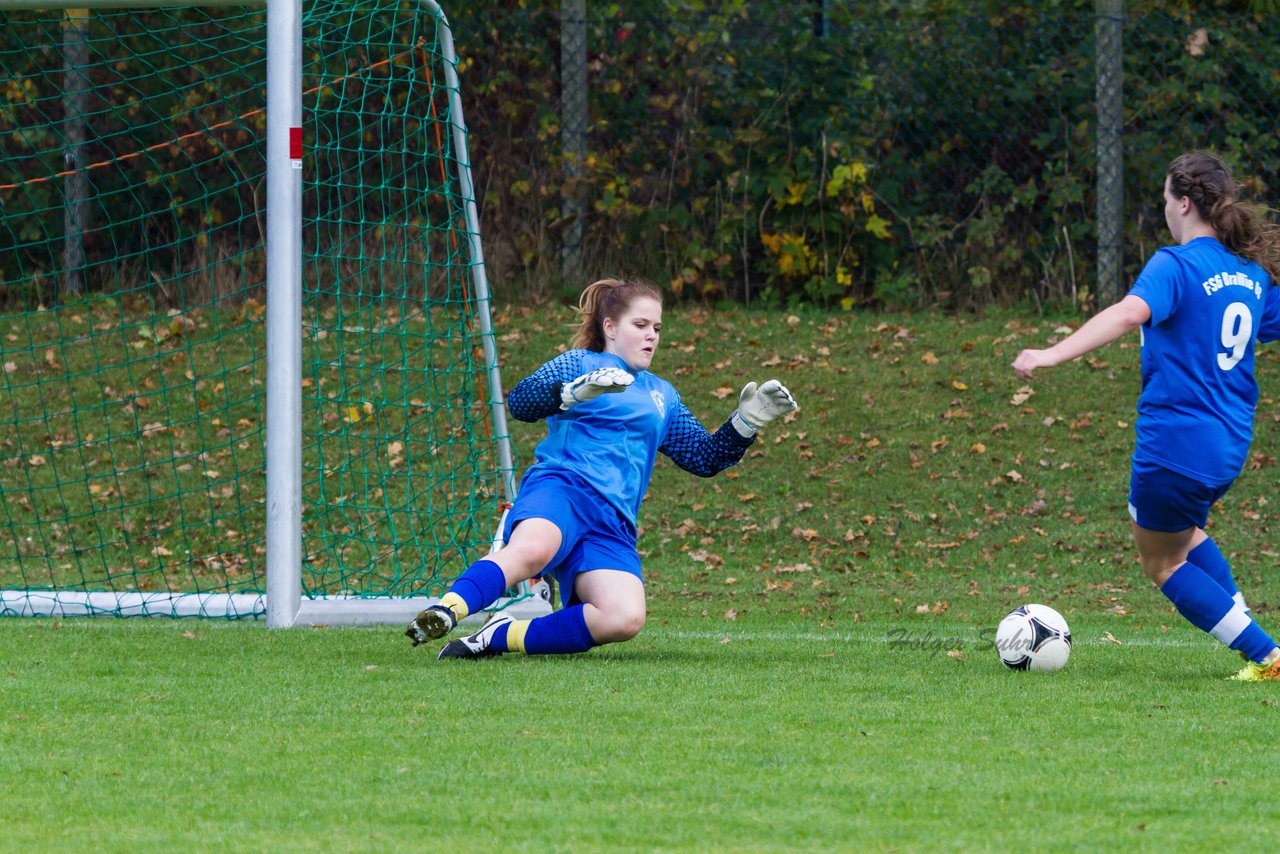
[664,627,1217,650]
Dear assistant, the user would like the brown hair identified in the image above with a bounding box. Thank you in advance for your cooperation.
[1167,151,1280,280]
[571,277,663,351]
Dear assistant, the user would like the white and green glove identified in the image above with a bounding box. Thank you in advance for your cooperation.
[560,367,635,410]
[731,379,798,437]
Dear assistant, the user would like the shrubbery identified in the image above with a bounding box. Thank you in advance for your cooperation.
[2,1,1277,310]
[451,1,1280,309]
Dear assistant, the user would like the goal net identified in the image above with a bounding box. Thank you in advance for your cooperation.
[0,0,544,625]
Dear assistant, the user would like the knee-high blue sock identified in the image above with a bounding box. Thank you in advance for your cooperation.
[1161,562,1274,663]
[1187,537,1244,607]
[504,604,597,655]
[441,559,507,619]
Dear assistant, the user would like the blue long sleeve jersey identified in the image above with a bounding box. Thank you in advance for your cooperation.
[505,349,755,526]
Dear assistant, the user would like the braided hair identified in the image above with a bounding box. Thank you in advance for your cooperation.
[1167,152,1280,280]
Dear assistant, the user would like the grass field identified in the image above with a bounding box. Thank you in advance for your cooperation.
[5,303,1280,851]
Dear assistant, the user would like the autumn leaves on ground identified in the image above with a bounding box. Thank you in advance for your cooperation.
[7,302,1280,849]
[7,299,1278,622]
[497,302,1280,632]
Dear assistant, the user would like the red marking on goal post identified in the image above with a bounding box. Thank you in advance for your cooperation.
[289,127,302,159]
[1,52,407,192]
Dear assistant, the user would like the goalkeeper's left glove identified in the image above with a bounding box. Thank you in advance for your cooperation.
[730,379,798,437]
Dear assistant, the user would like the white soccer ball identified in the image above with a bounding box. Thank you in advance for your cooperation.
[995,604,1072,671]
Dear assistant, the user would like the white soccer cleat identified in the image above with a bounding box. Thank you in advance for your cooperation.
[436,613,514,660]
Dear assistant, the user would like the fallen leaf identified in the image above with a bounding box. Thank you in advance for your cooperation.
[1186,27,1208,57]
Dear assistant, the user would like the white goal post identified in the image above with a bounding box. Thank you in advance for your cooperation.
[0,0,550,627]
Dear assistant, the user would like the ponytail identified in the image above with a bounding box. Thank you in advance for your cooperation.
[1168,151,1280,281]
[571,277,662,352]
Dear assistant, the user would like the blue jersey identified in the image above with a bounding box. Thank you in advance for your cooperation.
[1128,236,1278,484]
[505,349,754,525]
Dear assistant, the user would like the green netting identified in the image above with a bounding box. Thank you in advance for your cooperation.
[0,1,513,617]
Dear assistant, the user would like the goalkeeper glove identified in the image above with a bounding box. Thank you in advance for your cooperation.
[731,379,798,437]
[560,366,635,410]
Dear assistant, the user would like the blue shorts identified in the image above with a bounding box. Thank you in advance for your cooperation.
[1128,459,1232,533]
[502,468,642,608]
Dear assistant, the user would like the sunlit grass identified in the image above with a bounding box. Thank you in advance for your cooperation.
[5,301,1280,848]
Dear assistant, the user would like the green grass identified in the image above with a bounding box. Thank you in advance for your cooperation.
[2,615,1276,852]
[5,302,1280,849]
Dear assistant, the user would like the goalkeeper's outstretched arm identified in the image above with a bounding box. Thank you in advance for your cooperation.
[661,379,798,477]
[660,402,754,477]
[506,351,632,421]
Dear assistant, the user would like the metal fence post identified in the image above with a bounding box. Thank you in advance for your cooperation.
[1095,0,1124,306]
[62,8,89,299]
[560,0,586,285]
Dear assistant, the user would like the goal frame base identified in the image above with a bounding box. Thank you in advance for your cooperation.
[0,589,553,626]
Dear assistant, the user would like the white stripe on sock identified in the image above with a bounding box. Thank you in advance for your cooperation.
[1209,603,1252,646]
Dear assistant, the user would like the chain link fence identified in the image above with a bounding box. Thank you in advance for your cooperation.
[444,2,1280,308]
[9,3,1267,310]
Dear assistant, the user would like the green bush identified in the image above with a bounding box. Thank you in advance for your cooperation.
[4,1,1279,310]
[451,2,1280,309]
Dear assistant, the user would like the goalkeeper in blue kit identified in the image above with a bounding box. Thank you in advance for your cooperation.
[1014,152,1280,680]
[405,277,797,659]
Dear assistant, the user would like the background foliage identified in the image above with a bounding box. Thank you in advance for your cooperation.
[448,0,1280,309]
[2,1,1279,310]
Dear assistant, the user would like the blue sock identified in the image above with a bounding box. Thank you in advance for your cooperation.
[1161,562,1275,663]
[1188,537,1240,600]
[521,604,597,655]
[447,559,508,616]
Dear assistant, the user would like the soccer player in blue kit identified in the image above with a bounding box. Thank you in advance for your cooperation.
[1014,152,1280,680]
[405,277,798,659]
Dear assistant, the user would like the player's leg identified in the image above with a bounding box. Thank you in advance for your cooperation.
[434,474,649,659]
[1130,460,1279,677]
[439,497,645,658]
[571,568,647,643]
[524,508,649,648]
[406,517,562,645]
[1137,522,1264,648]
[1185,527,1248,611]
[1138,522,1277,673]
[445,517,563,614]
[445,569,643,659]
